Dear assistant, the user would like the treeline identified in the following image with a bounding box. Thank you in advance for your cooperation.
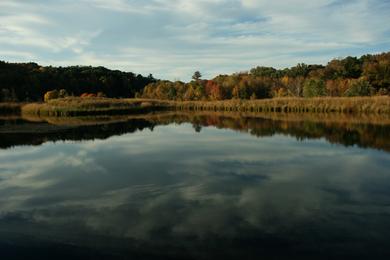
[141,51,390,100]
[0,62,156,102]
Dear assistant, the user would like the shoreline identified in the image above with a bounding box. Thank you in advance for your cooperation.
[1,96,390,116]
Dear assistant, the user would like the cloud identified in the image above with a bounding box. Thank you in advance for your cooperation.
[0,0,389,80]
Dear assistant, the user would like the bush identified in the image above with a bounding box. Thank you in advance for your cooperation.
[44,90,59,102]
[59,89,69,98]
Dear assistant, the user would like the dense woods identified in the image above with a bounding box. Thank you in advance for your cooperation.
[1,51,389,103]
[0,62,156,102]
[141,52,390,100]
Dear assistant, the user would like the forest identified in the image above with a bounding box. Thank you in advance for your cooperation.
[0,62,156,102]
[1,51,389,103]
[141,51,390,100]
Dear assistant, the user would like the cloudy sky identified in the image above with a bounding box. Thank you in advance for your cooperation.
[0,0,389,80]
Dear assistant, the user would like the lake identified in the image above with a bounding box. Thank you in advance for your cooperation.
[1,112,390,259]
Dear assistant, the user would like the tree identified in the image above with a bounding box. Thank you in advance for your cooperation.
[250,66,280,78]
[205,80,222,100]
[344,79,372,97]
[192,71,202,81]
[303,79,326,97]
[287,63,310,77]
[362,52,390,91]
[138,51,390,100]
[324,57,362,79]
[184,85,196,100]
[326,79,349,97]
[0,62,156,101]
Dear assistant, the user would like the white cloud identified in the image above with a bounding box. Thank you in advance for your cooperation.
[0,0,389,80]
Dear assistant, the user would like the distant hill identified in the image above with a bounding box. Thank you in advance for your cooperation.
[0,62,156,101]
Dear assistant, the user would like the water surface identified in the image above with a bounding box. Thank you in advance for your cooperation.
[1,112,390,259]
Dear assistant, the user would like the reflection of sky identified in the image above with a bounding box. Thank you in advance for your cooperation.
[0,123,390,255]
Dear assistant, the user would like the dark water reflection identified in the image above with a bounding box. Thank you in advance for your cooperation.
[0,112,390,259]
[1,112,390,151]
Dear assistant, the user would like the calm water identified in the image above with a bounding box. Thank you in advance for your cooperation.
[1,113,390,259]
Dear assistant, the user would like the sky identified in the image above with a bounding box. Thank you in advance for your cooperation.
[0,0,389,81]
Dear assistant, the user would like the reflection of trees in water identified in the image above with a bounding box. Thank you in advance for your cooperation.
[0,119,156,149]
[1,113,389,152]
[149,113,390,152]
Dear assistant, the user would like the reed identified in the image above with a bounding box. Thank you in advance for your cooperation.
[19,96,390,117]
[166,96,390,114]
[21,97,169,116]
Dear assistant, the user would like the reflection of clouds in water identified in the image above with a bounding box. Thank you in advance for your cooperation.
[0,124,389,243]
[0,154,62,190]
[0,146,109,213]
[237,184,327,232]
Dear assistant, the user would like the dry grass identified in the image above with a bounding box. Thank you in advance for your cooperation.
[166,96,390,114]
[19,96,390,117]
[21,97,169,116]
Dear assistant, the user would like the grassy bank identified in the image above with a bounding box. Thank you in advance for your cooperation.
[21,97,169,116]
[9,96,390,117]
[20,109,390,128]
[168,96,390,114]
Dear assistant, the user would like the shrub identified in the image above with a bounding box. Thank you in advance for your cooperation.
[59,89,69,98]
[44,90,59,102]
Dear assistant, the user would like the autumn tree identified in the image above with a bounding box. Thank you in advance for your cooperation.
[138,51,389,100]
[205,80,222,100]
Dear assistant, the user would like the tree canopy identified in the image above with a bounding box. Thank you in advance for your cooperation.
[0,62,156,102]
[141,52,390,101]
[192,71,202,81]
[1,51,389,102]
